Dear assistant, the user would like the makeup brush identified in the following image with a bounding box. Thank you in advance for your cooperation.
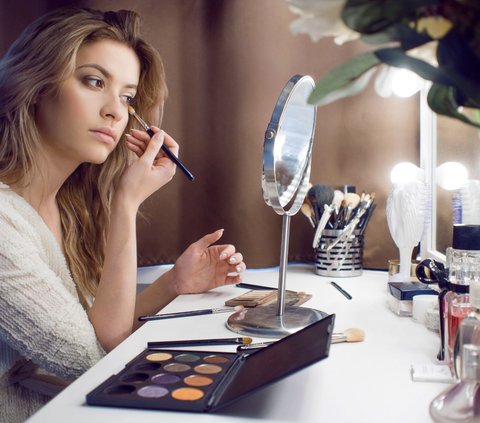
[147,337,252,348]
[127,106,195,181]
[236,328,365,351]
[138,306,244,321]
[301,201,316,228]
[307,184,334,223]
[312,203,334,248]
[331,328,365,344]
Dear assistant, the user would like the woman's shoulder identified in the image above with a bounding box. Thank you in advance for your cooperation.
[0,182,56,254]
[0,182,43,226]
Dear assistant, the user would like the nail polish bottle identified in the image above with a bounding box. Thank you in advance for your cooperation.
[430,344,480,423]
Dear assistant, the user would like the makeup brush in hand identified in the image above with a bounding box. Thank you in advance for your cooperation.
[128,106,195,181]
[331,328,365,344]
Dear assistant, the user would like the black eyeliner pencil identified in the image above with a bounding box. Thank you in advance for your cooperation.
[128,106,195,181]
[148,337,252,348]
[330,281,353,300]
[235,282,277,290]
[138,306,241,322]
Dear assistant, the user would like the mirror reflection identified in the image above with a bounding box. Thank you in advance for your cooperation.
[435,110,480,255]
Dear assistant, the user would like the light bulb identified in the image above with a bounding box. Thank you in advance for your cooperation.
[436,161,468,190]
[390,162,423,184]
[391,69,423,97]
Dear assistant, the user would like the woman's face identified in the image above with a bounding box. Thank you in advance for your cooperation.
[36,39,141,169]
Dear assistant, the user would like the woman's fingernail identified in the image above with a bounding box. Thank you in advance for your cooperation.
[228,257,236,264]
[236,266,243,273]
[220,252,227,260]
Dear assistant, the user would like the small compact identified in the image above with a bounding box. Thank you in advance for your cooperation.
[387,282,438,316]
[86,314,334,413]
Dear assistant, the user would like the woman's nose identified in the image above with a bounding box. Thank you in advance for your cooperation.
[100,94,124,122]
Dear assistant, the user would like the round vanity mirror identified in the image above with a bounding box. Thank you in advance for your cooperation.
[262,75,315,215]
[227,75,326,338]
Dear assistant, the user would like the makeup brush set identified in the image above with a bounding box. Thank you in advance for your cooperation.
[302,184,376,277]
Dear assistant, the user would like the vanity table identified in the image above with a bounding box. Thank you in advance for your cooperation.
[28,264,445,423]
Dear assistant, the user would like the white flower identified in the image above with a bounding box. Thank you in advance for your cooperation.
[287,0,359,44]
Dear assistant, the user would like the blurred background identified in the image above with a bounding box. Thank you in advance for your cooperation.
[0,0,422,269]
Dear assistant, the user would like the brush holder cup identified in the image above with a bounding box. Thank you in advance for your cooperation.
[314,229,364,277]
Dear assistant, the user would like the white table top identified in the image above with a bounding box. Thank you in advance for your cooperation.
[28,264,446,422]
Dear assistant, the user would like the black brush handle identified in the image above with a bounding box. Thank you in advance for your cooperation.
[146,128,195,181]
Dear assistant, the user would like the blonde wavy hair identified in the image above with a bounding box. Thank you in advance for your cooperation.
[0,8,167,308]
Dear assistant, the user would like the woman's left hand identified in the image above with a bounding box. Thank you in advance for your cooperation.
[171,229,246,295]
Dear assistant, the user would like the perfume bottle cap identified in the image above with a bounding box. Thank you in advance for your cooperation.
[452,225,480,251]
[462,344,480,382]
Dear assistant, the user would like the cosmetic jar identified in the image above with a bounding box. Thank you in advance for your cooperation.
[387,282,438,317]
[388,259,420,282]
[412,295,438,325]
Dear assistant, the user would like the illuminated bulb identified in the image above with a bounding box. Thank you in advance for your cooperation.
[390,162,423,185]
[436,161,468,190]
[391,69,423,98]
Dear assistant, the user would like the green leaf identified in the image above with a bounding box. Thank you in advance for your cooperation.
[437,30,480,107]
[374,47,451,85]
[360,22,432,49]
[427,83,480,128]
[308,52,380,105]
[343,0,439,34]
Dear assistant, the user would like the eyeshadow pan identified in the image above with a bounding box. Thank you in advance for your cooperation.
[171,387,204,401]
[164,363,191,373]
[175,353,201,363]
[121,372,149,383]
[184,375,213,387]
[145,352,172,362]
[137,385,169,398]
[194,364,222,374]
[151,373,181,385]
[104,384,135,395]
[135,362,161,371]
[203,355,230,364]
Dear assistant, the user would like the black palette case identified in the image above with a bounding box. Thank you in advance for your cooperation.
[86,314,334,413]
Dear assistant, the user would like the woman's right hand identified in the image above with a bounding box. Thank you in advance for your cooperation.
[120,126,178,207]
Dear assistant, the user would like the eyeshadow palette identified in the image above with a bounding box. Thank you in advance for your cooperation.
[86,313,334,413]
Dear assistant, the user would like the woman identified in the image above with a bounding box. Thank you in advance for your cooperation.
[0,7,246,421]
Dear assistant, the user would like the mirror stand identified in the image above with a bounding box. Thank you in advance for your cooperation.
[227,214,325,337]
[226,75,327,338]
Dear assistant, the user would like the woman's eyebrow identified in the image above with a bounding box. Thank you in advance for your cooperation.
[77,63,138,89]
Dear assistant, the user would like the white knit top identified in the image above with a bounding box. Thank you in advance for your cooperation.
[0,182,105,422]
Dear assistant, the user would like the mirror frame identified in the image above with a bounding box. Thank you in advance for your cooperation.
[262,74,316,216]
[420,85,446,263]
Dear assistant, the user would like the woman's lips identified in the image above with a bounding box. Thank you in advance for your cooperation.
[90,128,116,145]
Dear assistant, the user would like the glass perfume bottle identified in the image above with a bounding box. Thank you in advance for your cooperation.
[430,344,480,423]
[445,225,480,371]
[453,280,480,379]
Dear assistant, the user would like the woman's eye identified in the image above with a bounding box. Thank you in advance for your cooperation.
[84,76,104,89]
[121,95,135,105]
